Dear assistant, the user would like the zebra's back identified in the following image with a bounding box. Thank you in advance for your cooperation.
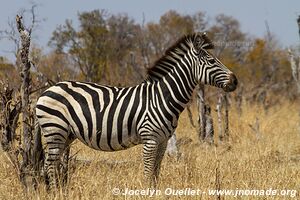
[36,81,147,151]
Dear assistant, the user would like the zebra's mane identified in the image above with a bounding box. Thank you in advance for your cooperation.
[145,33,214,82]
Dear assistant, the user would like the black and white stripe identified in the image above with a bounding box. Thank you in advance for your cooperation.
[36,32,237,188]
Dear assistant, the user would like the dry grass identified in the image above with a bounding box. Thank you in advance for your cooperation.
[0,100,300,199]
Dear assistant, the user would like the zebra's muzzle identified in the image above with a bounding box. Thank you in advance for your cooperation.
[223,73,238,92]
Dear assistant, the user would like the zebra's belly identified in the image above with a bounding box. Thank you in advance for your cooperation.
[74,129,142,152]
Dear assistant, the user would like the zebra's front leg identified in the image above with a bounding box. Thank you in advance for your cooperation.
[143,140,168,188]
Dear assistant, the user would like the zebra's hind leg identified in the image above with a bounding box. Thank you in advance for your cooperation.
[44,131,72,190]
[142,140,168,188]
[61,143,71,186]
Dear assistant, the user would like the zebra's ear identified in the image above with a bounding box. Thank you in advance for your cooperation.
[201,32,214,49]
[194,32,214,50]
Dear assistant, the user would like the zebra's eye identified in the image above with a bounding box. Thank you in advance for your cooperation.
[207,59,215,65]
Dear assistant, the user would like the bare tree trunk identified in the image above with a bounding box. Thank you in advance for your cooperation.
[0,7,45,191]
[290,16,300,136]
[216,92,230,142]
[197,84,206,141]
[216,93,224,141]
[166,103,195,157]
[16,15,33,188]
[214,31,231,144]
[166,133,179,158]
[288,50,300,94]
[204,105,214,144]
[197,84,214,143]
[224,93,229,139]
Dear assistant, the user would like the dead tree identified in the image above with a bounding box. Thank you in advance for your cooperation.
[197,84,206,141]
[288,16,300,94]
[214,30,232,143]
[17,12,45,189]
[204,105,214,144]
[216,93,224,141]
[165,132,179,158]
[0,14,34,189]
[288,50,300,94]
[197,84,214,143]
[0,12,44,190]
[217,92,231,142]
[224,93,229,138]
[16,14,34,187]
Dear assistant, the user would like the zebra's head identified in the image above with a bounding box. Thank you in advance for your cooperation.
[192,32,238,92]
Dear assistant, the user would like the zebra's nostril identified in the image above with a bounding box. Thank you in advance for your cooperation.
[233,77,238,86]
[223,73,238,92]
[230,74,238,86]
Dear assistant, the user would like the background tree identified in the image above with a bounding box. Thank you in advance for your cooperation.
[49,10,108,82]
[0,57,18,87]
[147,11,194,57]
[49,10,140,85]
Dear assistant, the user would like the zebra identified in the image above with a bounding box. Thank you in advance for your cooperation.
[35,32,237,189]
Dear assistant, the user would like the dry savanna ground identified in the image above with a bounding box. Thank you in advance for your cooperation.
[0,100,300,199]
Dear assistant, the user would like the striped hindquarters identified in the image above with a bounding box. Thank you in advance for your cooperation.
[36,81,147,151]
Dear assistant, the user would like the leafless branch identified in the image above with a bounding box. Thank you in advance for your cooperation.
[28,4,38,34]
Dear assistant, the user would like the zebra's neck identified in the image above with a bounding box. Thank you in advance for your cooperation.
[145,57,197,129]
[145,41,197,111]
[143,37,199,128]
[158,63,197,111]
[142,68,196,133]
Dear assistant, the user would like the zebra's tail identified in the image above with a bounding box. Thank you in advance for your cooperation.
[32,115,45,175]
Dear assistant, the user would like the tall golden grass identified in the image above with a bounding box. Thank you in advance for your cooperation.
[0,100,299,199]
